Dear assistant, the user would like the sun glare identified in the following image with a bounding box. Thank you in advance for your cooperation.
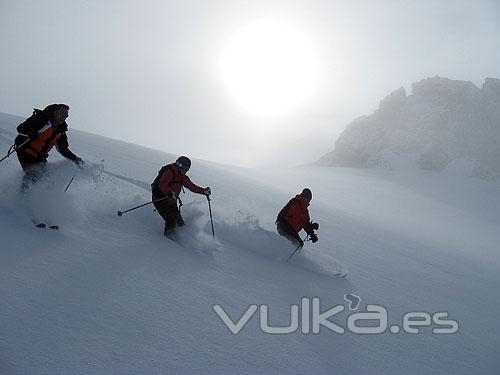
[220,19,319,116]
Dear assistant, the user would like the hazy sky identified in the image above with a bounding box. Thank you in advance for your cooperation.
[1,0,499,167]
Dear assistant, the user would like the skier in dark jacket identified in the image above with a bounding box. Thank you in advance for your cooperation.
[151,156,211,238]
[276,188,319,248]
[15,104,82,190]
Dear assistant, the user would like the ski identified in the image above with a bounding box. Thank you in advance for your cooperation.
[34,223,59,230]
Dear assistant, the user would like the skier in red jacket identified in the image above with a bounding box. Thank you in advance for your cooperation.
[276,188,319,248]
[151,156,211,238]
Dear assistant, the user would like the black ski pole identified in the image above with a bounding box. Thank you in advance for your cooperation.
[64,173,77,192]
[286,243,303,262]
[286,236,309,262]
[0,146,14,164]
[207,195,215,238]
[117,196,170,217]
[0,139,30,164]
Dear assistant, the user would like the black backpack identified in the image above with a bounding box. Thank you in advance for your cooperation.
[151,164,184,195]
[276,197,299,223]
[14,109,48,146]
[17,109,48,134]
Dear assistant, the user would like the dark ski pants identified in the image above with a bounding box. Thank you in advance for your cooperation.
[276,219,302,247]
[16,153,47,194]
[153,195,184,235]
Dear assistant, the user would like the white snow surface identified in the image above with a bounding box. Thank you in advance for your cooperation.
[1,113,500,374]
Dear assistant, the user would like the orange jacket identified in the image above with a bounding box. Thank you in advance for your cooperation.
[24,126,61,159]
[17,121,78,162]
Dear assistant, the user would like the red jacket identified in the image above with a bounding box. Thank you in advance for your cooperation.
[283,195,312,233]
[154,164,205,198]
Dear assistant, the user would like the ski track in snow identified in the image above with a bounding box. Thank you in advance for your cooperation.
[98,168,347,277]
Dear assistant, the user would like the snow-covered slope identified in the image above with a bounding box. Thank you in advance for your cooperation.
[319,76,500,179]
[1,113,499,374]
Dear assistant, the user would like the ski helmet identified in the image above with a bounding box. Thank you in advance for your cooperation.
[176,156,191,171]
[301,188,312,201]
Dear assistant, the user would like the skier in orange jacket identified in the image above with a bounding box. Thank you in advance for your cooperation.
[14,104,82,192]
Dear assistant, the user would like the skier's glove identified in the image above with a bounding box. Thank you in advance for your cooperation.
[166,191,176,200]
[311,222,319,230]
[204,187,211,196]
[310,233,318,243]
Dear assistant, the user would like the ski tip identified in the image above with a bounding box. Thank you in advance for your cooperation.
[35,223,46,228]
